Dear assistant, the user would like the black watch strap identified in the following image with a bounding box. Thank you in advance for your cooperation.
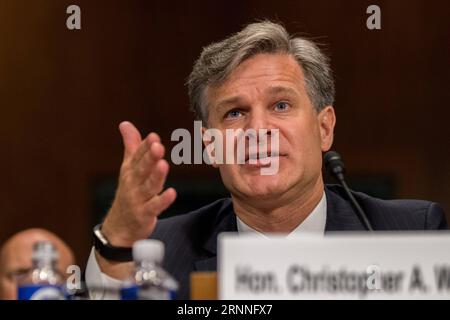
[93,224,133,262]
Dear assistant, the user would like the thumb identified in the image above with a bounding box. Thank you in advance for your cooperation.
[119,121,142,160]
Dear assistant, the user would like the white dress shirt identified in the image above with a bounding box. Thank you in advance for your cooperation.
[236,191,327,237]
[85,191,327,299]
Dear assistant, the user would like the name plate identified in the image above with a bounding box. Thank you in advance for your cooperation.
[218,232,450,299]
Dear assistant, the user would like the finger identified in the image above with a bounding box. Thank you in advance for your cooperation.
[139,158,169,199]
[119,121,142,161]
[144,187,177,217]
[134,142,165,183]
[130,132,161,167]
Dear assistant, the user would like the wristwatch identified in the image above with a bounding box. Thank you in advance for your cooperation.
[93,224,133,262]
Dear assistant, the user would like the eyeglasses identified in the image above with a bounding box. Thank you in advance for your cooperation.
[5,268,32,282]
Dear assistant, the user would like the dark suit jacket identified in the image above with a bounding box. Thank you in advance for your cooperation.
[150,184,448,299]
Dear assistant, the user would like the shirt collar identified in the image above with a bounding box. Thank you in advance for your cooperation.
[236,191,327,237]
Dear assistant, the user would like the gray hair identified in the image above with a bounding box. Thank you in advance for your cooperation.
[187,20,335,123]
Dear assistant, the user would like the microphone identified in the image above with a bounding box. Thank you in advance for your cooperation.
[324,151,374,231]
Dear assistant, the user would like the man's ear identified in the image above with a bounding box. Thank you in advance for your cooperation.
[318,106,336,152]
[201,126,219,168]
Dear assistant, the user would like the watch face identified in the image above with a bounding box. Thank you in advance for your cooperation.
[93,225,133,262]
[94,225,108,245]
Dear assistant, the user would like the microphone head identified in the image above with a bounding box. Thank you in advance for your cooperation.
[323,151,345,179]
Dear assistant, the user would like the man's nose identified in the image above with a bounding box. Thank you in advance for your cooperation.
[244,109,275,137]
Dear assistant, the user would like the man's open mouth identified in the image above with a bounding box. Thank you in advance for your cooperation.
[244,152,286,166]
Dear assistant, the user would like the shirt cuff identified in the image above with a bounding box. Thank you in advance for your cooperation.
[85,247,125,300]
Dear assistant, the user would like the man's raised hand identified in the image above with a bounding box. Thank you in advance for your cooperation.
[101,121,177,247]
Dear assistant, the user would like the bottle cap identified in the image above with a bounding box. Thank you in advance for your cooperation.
[32,241,59,262]
[132,239,164,263]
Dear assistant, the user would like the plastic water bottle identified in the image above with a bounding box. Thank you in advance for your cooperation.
[17,241,66,300]
[121,239,178,300]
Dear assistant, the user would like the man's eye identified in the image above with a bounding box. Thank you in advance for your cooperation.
[274,101,290,111]
[225,109,242,119]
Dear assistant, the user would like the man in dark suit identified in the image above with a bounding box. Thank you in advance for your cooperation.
[150,185,447,299]
[85,21,448,299]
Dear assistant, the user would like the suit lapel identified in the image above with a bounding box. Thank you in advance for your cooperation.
[194,199,237,271]
[325,186,366,231]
